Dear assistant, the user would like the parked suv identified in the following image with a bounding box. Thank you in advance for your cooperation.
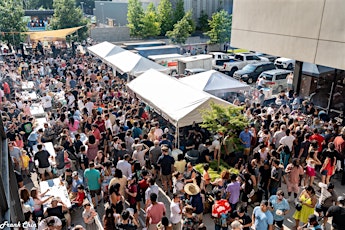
[258,69,292,93]
[274,57,295,70]
[233,62,276,84]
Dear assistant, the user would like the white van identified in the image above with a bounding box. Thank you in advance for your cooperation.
[258,69,293,93]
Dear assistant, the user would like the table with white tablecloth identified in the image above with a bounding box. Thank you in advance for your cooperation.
[34,117,48,131]
[21,81,34,90]
[40,178,72,209]
[30,104,45,117]
[21,91,38,101]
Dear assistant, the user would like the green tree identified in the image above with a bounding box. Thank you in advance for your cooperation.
[166,11,194,44]
[198,10,209,32]
[0,0,27,44]
[201,102,248,171]
[140,3,160,38]
[50,0,88,40]
[127,0,144,37]
[157,0,173,36]
[173,0,185,24]
[206,10,232,45]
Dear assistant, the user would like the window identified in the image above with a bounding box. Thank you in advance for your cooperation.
[264,64,275,70]
[276,73,288,80]
[246,55,254,61]
[235,55,244,61]
[255,66,263,72]
[253,55,261,61]
[262,74,273,81]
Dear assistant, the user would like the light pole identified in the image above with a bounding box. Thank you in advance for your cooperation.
[80,2,84,15]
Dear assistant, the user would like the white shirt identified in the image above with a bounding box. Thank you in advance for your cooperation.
[41,95,52,108]
[78,99,85,112]
[170,201,182,224]
[67,94,75,107]
[279,135,295,151]
[105,119,112,133]
[267,106,275,115]
[209,139,220,152]
[116,160,132,178]
[85,101,94,115]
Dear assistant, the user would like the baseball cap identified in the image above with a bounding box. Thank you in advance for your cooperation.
[72,171,78,177]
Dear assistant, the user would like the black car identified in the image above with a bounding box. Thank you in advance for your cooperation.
[233,62,276,84]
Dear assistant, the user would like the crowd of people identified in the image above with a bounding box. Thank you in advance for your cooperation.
[1,39,345,230]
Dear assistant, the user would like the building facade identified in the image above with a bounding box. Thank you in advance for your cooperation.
[231,0,345,116]
[94,0,233,27]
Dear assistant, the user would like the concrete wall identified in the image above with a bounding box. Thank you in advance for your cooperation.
[231,0,345,70]
[94,1,128,26]
[184,0,233,23]
[90,27,130,42]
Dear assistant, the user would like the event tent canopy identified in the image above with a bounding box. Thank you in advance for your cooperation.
[24,26,84,40]
[104,50,169,77]
[179,70,251,95]
[87,41,125,60]
[127,69,232,128]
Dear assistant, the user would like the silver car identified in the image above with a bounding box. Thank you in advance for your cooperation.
[258,69,292,93]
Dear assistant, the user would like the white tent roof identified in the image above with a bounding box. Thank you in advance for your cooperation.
[87,41,125,59]
[104,50,169,76]
[127,69,232,127]
[179,70,251,94]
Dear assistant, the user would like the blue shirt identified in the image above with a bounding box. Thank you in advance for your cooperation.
[253,206,273,230]
[239,131,252,148]
[72,178,83,193]
[269,195,290,221]
[70,79,77,89]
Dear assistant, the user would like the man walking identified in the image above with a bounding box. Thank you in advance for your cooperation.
[170,193,182,230]
[146,193,166,230]
[268,190,290,230]
[84,161,101,206]
[252,200,274,230]
[157,146,175,194]
[34,144,53,181]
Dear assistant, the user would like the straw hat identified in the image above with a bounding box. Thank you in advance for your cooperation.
[184,183,200,196]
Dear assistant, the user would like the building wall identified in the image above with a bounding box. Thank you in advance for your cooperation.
[231,0,345,70]
[184,0,233,22]
[95,0,234,28]
[90,27,130,42]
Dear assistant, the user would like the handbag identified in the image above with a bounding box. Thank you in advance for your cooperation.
[295,201,302,211]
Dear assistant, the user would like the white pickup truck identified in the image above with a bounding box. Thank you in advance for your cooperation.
[220,52,267,76]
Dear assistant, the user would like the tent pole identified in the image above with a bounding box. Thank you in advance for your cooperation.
[176,123,179,149]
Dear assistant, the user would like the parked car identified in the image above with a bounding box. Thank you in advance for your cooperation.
[233,62,276,84]
[254,52,279,62]
[274,57,295,70]
[258,69,292,93]
[220,52,264,76]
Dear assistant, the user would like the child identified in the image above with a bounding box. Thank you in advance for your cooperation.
[71,185,86,209]
[21,150,31,177]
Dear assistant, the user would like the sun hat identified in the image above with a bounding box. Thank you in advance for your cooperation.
[184,183,201,196]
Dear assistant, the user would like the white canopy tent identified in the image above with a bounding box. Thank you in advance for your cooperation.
[104,50,169,77]
[179,70,251,96]
[127,69,232,128]
[87,41,125,60]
